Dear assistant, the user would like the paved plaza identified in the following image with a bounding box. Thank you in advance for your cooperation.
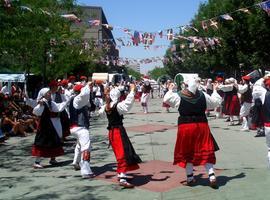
[1,97,270,200]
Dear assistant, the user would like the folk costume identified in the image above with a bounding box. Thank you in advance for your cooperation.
[163,79,222,188]
[238,76,253,131]
[99,87,142,188]
[251,78,265,136]
[141,81,152,113]
[32,88,70,168]
[49,80,70,139]
[69,84,94,179]
[218,78,240,125]
[253,78,270,167]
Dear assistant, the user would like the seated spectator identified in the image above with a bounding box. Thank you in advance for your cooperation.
[1,110,27,137]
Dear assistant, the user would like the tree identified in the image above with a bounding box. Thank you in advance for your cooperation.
[164,0,270,78]
[126,68,141,80]
[148,67,168,80]
[0,0,106,81]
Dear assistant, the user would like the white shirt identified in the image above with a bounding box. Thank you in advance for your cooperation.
[163,90,222,111]
[99,91,135,116]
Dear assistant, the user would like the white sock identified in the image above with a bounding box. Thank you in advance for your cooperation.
[205,163,215,181]
[118,172,127,178]
[185,163,194,181]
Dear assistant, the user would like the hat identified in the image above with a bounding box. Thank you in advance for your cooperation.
[80,76,87,80]
[229,77,236,84]
[242,75,250,81]
[73,84,83,92]
[187,78,198,94]
[61,79,69,86]
[264,78,270,87]
[48,80,58,87]
[37,88,50,100]
[216,77,224,82]
[68,75,76,81]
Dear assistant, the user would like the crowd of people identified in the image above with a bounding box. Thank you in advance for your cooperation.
[1,73,270,189]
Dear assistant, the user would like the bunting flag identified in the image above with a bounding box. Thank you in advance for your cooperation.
[4,0,11,8]
[40,8,52,16]
[89,19,100,26]
[102,24,113,30]
[132,31,140,46]
[167,29,173,40]
[220,14,234,21]
[188,25,199,33]
[158,30,163,38]
[259,0,270,16]
[20,6,33,12]
[210,19,218,29]
[61,14,81,22]
[237,8,251,14]
[201,20,208,31]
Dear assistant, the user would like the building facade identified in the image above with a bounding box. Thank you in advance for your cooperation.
[72,6,119,58]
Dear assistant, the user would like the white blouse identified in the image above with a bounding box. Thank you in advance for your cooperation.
[163,90,222,111]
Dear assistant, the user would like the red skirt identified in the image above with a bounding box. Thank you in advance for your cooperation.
[174,122,216,168]
[32,145,64,158]
[109,128,140,173]
[134,92,141,101]
[228,95,240,116]
[223,95,232,115]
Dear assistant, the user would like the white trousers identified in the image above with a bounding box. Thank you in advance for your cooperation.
[71,127,93,176]
[141,93,150,106]
[240,102,252,118]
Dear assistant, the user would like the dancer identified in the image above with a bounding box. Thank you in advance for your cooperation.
[141,81,152,113]
[238,76,252,131]
[69,83,94,178]
[163,79,221,188]
[32,88,70,168]
[254,77,270,167]
[218,78,240,125]
[99,84,142,188]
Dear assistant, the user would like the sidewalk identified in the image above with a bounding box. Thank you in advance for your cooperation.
[0,98,269,200]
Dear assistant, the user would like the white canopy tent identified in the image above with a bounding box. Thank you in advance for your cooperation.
[0,73,26,82]
[0,73,26,95]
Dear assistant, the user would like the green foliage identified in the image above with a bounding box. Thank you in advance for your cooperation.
[164,0,270,78]
[0,0,106,80]
[148,67,168,80]
[127,68,141,80]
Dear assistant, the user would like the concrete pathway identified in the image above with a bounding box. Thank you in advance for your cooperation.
[0,97,269,200]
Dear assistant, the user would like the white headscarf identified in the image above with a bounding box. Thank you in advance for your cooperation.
[37,88,50,101]
[144,81,150,86]
[110,88,121,102]
[187,78,199,94]
[229,77,236,84]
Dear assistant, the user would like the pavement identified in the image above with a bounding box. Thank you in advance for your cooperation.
[1,97,270,200]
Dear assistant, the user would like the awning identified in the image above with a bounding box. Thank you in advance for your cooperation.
[0,74,26,82]
[92,73,108,81]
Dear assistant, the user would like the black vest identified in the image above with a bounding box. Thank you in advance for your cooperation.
[54,92,63,103]
[240,84,252,103]
[178,90,207,124]
[69,98,90,129]
[106,103,123,129]
[34,104,62,148]
[263,90,270,123]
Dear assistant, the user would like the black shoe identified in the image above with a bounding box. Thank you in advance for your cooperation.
[255,133,265,137]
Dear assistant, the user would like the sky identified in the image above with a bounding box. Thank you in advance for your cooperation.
[77,0,206,74]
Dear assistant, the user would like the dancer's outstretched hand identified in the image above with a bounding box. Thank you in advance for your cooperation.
[129,83,136,92]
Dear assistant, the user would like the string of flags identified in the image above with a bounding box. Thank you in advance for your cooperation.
[3,0,270,66]
[5,0,270,47]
